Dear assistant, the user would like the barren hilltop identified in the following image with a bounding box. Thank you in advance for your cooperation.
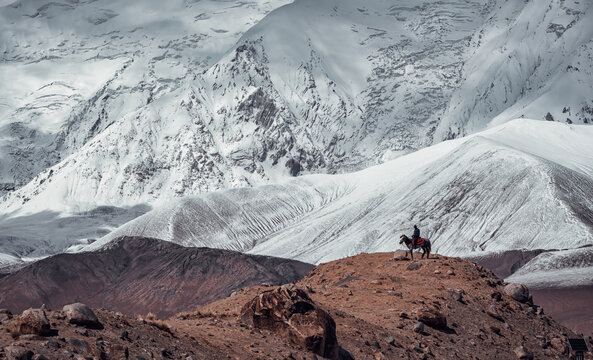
[1,251,591,359]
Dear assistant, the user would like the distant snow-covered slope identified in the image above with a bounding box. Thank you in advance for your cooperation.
[90,120,593,266]
[0,0,291,192]
[2,0,592,214]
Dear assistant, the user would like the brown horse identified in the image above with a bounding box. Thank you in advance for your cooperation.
[399,235,431,260]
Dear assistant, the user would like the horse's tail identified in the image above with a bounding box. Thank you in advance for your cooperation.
[426,239,432,252]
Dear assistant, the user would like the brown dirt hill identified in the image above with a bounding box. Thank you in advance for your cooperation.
[1,251,591,360]
[0,236,313,318]
[469,250,593,336]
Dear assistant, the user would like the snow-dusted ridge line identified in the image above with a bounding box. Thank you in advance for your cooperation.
[89,120,593,266]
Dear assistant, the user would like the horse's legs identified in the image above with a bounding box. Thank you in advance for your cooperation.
[409,248,413,260]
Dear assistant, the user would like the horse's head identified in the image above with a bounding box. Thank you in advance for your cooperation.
[399,235,406,244]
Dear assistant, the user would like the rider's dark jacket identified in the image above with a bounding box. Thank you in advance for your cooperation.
[413,227,420,238]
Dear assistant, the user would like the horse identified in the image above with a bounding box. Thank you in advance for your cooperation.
[399,234,431,260]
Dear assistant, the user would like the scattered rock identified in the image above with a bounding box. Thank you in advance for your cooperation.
[45,340,60,348]
[240,286,346,359]
[447,290,463,303]
[504,284,531,303]
[447,270,455,276]
[32,355,49,360]
[4,346,34,360]
[12,309,51,336]
[373,351,387,360]
[0,309,12,321]
[399,312,409,319]
[68,337,87,352]
[380,334,396,346]
[433,270,441,274]
[413,322,425,333]
[489,326,501,335]
[407,263,421,271]
[514,346,534,359]
[387,291,403,297]
[63,303,103,329]
[417,309,447,329]
[550,337,568,354]
[486,305,504,322]
[107,344,129,359]
[393,250,409,261]
[490,291,502,301]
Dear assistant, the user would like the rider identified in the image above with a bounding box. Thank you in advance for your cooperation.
[412,225,420,248]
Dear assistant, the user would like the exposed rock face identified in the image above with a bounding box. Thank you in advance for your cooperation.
[504,283,531,303]
[62,303,102,329]
[240,286,343,359]
[11,309,50,336]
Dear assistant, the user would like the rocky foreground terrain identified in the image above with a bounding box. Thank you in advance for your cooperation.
[1,251,591,359]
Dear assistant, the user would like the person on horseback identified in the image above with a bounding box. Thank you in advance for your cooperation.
[412,225,420,248]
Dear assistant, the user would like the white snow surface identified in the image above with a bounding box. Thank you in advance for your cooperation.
[87,120,593,269]
[507,247,593,288]
[1,0,593,215]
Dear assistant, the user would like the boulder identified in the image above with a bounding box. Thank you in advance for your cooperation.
[4,346,34,360]
[240,286,348,359]
[417,309,447,329]
[550,337,568,355]
[12,309,50,336]
[514,346,533,359]
[63,303,102,329]
[393,250,410,261]
[412,322,425,333]
[504,284,531,303]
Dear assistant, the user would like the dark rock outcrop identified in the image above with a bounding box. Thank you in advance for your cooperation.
[417,309,447,329]
[240,286,349,359]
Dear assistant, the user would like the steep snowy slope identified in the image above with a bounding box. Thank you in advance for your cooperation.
[2,0,592,214]
[436,0,593,138]
[0,0,291,193]
[90,120,593,266]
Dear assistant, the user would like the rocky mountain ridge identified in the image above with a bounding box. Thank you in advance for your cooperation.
[1,252,590,359]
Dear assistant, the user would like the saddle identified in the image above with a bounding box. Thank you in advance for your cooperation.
[415,238,425,246]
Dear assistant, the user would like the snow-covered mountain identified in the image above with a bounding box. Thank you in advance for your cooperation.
[87,120,593,269]
[1,0,593,282]
[1,0,592,213]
